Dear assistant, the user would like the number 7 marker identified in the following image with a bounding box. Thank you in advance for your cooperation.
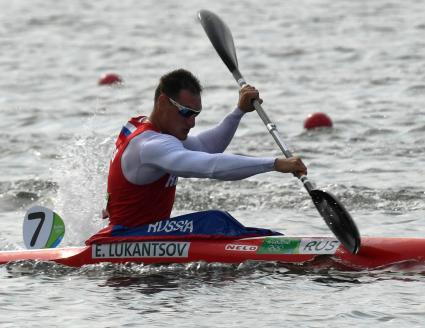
[23,206,65,249]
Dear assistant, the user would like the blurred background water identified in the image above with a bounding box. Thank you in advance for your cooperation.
[1,0,425,327]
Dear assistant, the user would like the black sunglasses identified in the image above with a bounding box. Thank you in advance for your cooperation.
[168,97,201,118]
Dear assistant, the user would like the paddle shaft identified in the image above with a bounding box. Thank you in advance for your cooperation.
[234,71,315,194]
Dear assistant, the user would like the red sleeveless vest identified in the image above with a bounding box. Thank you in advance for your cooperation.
[106,119,176,227]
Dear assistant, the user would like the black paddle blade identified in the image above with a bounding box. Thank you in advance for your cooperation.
[198,10,239,74]
[310,190,361,254]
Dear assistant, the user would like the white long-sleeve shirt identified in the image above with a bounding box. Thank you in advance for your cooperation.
[121,108,276,185]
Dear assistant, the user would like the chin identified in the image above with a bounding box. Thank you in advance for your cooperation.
[179,130,190,140]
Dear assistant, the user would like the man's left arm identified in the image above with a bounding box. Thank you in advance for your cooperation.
[184,85,262,153]
[183,107,245,153]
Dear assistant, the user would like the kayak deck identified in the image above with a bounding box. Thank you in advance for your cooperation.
[1,236,425,269]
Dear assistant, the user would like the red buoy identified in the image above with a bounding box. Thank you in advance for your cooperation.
[304,112,333,130]
[98,73,123,86]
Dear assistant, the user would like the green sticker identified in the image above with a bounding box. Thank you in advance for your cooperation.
[258,238,301,254]
[45,213,65,248]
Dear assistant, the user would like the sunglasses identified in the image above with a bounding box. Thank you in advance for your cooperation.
[168,97,201,118]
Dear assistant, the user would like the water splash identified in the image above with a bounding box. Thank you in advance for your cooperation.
[51,115,113,246]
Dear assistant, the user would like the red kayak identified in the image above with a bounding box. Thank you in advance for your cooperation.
[1,235,424,269]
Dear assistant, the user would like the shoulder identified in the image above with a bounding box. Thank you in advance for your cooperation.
[129,131,184,153]
[132,130,180,144]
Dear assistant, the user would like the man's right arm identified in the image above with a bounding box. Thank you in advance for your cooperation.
[123,132,307,185]
[122,131,275,185]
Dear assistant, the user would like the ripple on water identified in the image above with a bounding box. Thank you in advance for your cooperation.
[174,178,310,212]
[338,185,425,213]
[5,257,425,282]
[0,179,57,211]
[404,85,425,96]
[175,178,425,216]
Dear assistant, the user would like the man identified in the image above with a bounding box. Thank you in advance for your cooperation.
[106,69,307,228]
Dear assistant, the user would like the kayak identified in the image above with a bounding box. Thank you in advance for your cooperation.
[4,207,424,270]
[1,235,425,269]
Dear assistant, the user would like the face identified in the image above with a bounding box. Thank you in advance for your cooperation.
[158,89,202,140]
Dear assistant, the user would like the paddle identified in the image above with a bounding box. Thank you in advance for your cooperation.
[197,9,361,254]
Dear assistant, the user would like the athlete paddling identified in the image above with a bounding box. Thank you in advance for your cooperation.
[104,69,306,229]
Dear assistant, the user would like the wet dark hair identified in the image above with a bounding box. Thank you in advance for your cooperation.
[154,69,202,102]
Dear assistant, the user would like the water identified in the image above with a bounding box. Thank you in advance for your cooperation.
[1,0,425,326]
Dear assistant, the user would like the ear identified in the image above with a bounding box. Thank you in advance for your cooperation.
[157,93,169,106]
[155,93,171,118]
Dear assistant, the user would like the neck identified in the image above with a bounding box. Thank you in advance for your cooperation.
[148,107,162,132]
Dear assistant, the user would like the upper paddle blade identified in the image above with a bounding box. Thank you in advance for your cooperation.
[198,10,239,73]
[310,190,360,254]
